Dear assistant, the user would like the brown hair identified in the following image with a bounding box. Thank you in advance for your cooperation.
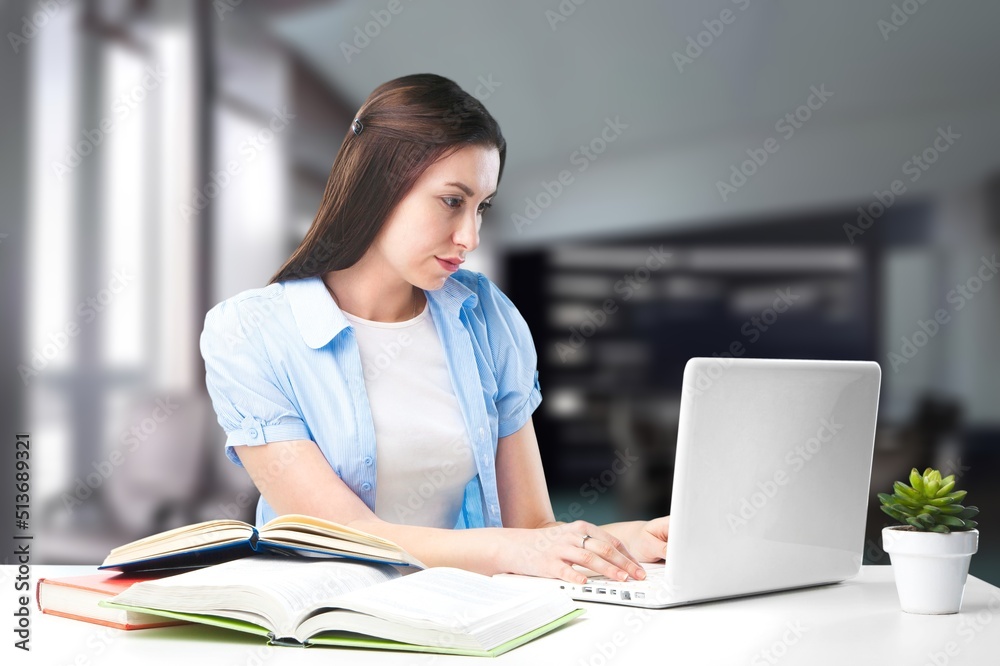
[267,73,506,285]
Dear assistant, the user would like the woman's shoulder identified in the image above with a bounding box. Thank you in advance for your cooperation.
[449,268,516,311]
[447,268,530,338]
[202,282,291,338]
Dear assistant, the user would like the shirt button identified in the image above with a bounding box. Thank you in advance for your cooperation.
[478,427,486,439]
[363,456,373,466]
[248,428,258,439]
[361,482,372,491]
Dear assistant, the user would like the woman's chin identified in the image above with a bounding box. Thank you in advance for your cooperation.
[411,275,448,291]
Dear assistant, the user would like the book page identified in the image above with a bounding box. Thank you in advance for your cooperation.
[111,556,402,637]
[103,521,252,565]
[262,514,400,548]
[259,515,426,568]
[323,567,559,631]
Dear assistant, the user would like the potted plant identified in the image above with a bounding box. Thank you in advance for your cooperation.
[878,467,979,614]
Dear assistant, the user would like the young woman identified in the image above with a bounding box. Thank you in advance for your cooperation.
[200,74,670,585]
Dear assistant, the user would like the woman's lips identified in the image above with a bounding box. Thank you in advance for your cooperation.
[436,257,461,272]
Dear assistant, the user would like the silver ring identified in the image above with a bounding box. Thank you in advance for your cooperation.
[581,534,593,549]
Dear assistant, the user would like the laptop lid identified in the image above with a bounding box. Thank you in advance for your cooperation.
[662,357,881,605]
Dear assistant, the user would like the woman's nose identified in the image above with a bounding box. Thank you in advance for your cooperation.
[454,213,480,252]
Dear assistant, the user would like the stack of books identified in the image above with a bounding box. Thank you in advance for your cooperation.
[39,513,583,657]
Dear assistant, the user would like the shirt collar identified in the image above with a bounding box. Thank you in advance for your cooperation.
[284,274,479,350]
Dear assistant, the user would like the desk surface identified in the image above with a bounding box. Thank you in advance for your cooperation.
[5,564,1000,665]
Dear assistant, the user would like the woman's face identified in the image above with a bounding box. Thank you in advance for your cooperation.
[372,144,500,290]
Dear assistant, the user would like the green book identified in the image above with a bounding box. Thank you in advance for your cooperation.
[99,556,584,657]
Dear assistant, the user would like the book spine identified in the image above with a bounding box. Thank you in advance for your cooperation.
[39,609,184,631]
[267,633,307,648]
[34,577,46,612]
[249,527,260,552]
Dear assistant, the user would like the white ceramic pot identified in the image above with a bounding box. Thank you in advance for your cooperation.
[882,526,979,614]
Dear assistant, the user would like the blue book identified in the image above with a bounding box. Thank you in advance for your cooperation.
[99,514,426,573]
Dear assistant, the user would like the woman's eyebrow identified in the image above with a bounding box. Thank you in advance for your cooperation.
[443,181,497,199]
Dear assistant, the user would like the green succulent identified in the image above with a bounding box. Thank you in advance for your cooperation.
[878,468,979,534]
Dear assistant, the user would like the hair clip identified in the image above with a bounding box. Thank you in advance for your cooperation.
[352,118,364,136]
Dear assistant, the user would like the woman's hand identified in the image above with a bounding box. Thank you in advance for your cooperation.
[496,520,647,585]
[618,516,670,563]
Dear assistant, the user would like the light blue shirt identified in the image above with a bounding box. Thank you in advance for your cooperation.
[199,269,542,530]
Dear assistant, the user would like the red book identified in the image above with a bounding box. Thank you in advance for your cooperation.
[36,571,190,630]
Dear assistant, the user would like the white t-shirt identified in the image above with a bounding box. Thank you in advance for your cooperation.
[343,301,477,528]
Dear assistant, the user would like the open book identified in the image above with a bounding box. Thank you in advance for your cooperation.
[100,557,583,657]
[100,514,424,572]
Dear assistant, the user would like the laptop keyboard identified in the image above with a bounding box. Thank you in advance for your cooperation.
[587,564,666,583]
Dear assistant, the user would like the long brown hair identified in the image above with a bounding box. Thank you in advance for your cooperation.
[267,73,506,285]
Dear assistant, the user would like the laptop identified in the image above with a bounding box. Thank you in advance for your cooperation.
[558,357,881,609]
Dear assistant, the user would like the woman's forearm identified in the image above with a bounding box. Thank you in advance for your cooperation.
[347,518,507,575]
[347,516,649,582]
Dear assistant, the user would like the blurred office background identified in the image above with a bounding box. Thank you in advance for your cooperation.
[1,1,998,585]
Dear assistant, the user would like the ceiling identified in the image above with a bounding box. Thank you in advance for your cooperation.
[268,0,1000,174]
[264,1,1000,244]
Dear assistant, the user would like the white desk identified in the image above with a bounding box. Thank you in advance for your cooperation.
[5,565,1000,665]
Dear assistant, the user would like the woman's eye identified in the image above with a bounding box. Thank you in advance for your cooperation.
[443,198,493,214]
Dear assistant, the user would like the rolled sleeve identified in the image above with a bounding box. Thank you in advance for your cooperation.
[479,275,543,438]
[200,299,310,466]
[499,369,542,438]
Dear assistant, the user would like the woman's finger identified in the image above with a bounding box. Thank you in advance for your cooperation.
[564,534,640,582]
[589,525,645,574]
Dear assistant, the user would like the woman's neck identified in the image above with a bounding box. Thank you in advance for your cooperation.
[322,258,424,323]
